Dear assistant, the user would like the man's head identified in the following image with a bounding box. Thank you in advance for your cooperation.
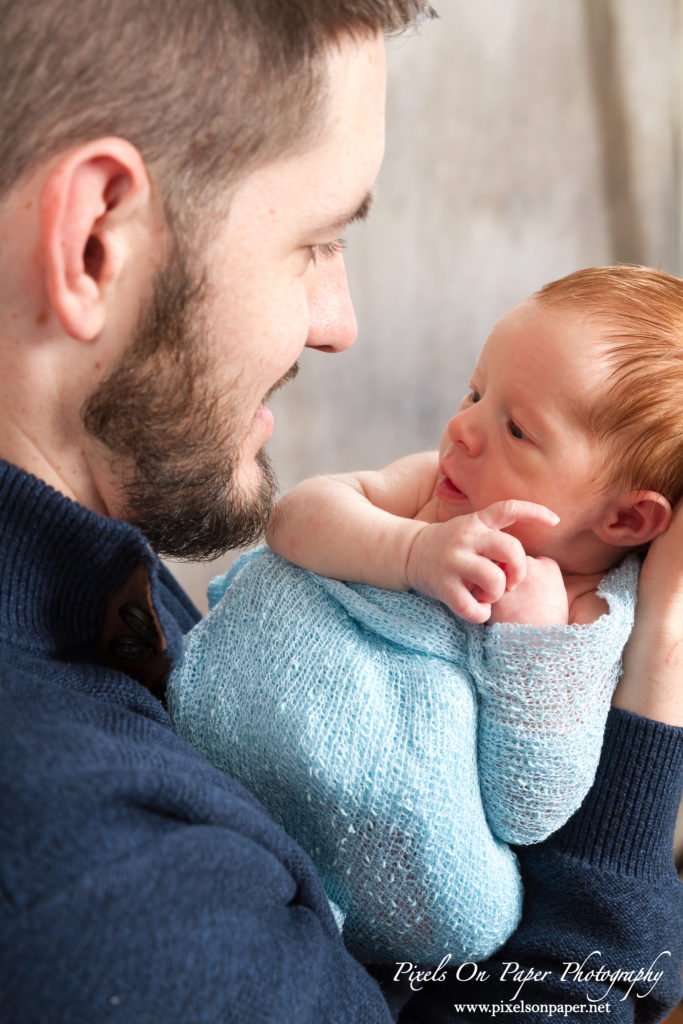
[0,0,435,558]
[436,265,682,574]
[0,0,435,221]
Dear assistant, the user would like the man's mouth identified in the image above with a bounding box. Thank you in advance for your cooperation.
[264,360,300,404]
[255,405,275,434]
[252,361,300,444]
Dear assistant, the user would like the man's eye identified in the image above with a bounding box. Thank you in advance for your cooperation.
[509,421,527,440]
[310,237,346,264]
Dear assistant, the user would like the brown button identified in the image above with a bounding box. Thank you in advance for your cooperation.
[99,564,172,697]
[118,603,157,643]
[108,635,156,661]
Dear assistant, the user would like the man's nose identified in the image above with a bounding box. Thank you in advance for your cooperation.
[304,257,358,353]
[447,407,483,457]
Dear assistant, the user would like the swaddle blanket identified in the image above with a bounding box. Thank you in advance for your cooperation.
[168,548,638,965]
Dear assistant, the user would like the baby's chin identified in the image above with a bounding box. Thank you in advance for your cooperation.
[436,498,475,523]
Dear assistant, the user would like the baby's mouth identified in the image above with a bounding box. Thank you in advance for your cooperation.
[436,471,468,503]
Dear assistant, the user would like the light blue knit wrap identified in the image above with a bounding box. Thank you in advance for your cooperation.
[168,548,638,965]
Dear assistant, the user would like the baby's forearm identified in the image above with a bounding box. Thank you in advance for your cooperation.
[266,475,426,590]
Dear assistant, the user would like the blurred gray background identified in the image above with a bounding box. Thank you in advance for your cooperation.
[167,0,682,609]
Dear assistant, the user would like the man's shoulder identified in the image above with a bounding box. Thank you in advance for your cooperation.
[0,656,388,1024]
[0,649,259,807]
[0,651,294,894]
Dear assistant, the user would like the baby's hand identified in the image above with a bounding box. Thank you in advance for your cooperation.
[488,555,568,625]
[406,499,559,624]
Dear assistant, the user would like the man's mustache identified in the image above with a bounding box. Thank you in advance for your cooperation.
[266,361,300,402]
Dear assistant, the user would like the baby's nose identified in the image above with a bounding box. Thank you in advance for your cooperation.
[447,409,482,457]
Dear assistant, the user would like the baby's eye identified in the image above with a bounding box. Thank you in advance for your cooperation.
[469,389,481,404]
[509,421,527,440]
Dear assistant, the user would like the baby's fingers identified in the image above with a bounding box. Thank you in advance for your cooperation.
[442,555,507,621]
[477,531,529,590]
[477,499,560,532]
[465,554,508,604]
[445,582,493,624]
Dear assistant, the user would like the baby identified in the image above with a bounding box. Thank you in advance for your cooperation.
[168,266,683,965]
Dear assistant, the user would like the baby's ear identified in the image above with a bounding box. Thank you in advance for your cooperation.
[593,490,672,548]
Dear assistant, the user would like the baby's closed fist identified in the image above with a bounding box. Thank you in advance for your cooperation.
[489,556,568,626]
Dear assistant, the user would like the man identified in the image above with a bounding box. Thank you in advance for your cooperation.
[0,2,681,1022]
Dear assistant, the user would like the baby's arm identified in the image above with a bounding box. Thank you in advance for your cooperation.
[473,558,639,844]
[266,452,439,592]
[268,457,560,624]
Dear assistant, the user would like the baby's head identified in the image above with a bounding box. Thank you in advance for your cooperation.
[437,265,683,573]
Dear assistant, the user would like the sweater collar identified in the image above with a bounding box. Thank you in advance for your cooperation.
[0,460,186,695]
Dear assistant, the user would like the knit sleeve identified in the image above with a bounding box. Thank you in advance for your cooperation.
[469,557,638,844]
[397,709,683,1024]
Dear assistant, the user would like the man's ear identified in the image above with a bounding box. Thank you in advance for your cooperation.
[39,137,153,341]
[593,490,672,548]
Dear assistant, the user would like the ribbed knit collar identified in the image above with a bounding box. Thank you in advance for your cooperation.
[0,460,183,669]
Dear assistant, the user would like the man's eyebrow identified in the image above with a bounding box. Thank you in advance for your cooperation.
[321,191,374,234]
[348,191,374,224]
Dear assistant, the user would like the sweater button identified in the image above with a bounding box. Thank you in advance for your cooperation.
[118,602,157,642]
[108,635,156,661]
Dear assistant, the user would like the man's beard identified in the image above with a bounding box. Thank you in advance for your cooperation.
[82,247,288,560]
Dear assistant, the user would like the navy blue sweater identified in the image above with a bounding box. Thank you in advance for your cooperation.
[0,460,681,1023]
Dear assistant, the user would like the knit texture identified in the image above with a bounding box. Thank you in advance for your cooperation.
[399,708,683,1024]
[2,462,681,1022]
[168,547,639,965]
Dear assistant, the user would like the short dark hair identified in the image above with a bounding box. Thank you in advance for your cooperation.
[0,0,436,217]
